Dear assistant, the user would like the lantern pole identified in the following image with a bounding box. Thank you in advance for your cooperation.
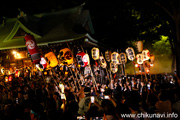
[132,61,136,77]
[85,50,97,89]
[123,63,126,76]
[143,61,148,83]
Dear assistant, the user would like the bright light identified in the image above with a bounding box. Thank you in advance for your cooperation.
[12,50,17,54]
[135,64,139,67]
[147,69,150,73]
[150,64,154,67]
[16,53,21,58]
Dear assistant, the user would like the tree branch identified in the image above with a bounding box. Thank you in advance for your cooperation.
[153,1,175,20]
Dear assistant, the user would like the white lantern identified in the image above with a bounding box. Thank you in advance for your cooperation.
[119,53,127,64]
[110,62,118,73]
[126,47,135,61]
[111,52,120,65]
[136,40,143,52]
[105,50,112,62]
[136,54,144,64]
[142,50,150,61]
[91,47,99,60]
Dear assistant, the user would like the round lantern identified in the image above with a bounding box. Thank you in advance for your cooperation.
[99,56,107,68]
[45,52,58,68]
[110,62,118,73]
[136,54,144,64]
[76,52,89,67]
[111,52,120,65]
[119,53,127,64]
[59,48,73,66]
[142,49,150,61]
[91,47,99,60]
[105,50,112,62]
[136,40,143,52]
[126,47,135,61]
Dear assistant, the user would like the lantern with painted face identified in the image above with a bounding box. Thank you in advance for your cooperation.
[111,52,120,65]
[76,52,89,67]
[110,62,118,73]
[45,52,58,68]
[99,56,107,68]
[136,54,144,64]
[136,40,143,52]
[142,50,150,61]
[126,47,135,61]
[105,50,112,62]
[119,53,127,64]
[91,47,99,60]
[59,48,73,66]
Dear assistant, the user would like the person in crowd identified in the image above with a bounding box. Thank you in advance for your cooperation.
[155,90,172,120]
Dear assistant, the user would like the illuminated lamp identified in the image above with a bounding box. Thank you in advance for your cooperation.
[8,75,12,82]
[44,71,47,75]
[59,48,73,66]
[135,64,139,68]
[142,50,150,61]
[126,47,135,61]
[150,64,154,67]
[65,71,68,75]
[5,76,8,82]
[111,52,120,65]
[45,52,58,68]
[91,47,100,60]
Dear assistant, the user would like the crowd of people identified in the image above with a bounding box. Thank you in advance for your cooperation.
[0,64,180,120]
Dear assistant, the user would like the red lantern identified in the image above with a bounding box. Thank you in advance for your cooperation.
[24,34,41,64]
[76,52,89,67]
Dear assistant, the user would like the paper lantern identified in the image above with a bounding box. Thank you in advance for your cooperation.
[142,50,150,61]
[99,56,107,68]
[45,52,58,68]
[76,52,89,67]
[105,50,112,62]
[136,54,144,64]
[119,53,127,64]
[126,47,135,61]
[24,34,41,64]
[110,62,118,73]
[91,47,99,60]
[59,48,73,66]
[111,52,120,65]
[136,41,143,52]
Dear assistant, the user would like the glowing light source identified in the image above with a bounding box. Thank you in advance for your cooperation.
[135,64,139,67]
